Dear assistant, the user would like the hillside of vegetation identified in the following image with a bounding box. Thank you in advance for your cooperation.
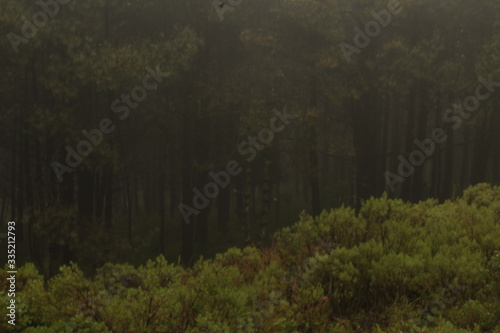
[2,183,500,333]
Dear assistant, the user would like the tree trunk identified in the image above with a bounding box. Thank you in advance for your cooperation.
[181,103,195,265]
[61,165,75,265]
[77,169,94,237]
[401,83,416,201]
[159,168,165,254]
[413,80,428,201]
[125,173,133,244]
[308,75,321,216]
[17,134,26,242]
[169,168,178,218]
[352,90,379,209]
[309,125,321,216]
[442,130,454,201]
[470,116,490,185]
[95,173,104,223]
[104,169,113,230]
[258,159,271,246]
[217,185,230,235]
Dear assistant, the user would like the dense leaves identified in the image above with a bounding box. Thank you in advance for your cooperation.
[2,184,500,332]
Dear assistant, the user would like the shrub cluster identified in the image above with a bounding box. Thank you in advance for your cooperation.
[2,183,500,332]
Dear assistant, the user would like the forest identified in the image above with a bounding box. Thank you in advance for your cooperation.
[0,0,499,331]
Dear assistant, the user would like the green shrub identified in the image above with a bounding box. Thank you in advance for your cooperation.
[3,184,499,332]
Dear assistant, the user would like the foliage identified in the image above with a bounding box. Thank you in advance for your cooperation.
[2,184,500,332]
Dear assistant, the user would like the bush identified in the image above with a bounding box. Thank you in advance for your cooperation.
[3,184,499,332]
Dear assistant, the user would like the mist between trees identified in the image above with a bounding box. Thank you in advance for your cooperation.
[1,1,499,332]
[0,0,499,294]
[51,66,169,182]
[179,106,296,224]
[385,74,499,192]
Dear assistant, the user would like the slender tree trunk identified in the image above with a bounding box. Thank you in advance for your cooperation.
[352,90,379,209]
[159,168,165,254]
[77,169,94,237]
[181,103,195,265]
[235,168,246,221]
[258,159,271,246]
[104,169,113,230]
[194,112,210,251]
[275,182,280,223]
[243,167,252,246]
[461,126,470,188]
[390,93,401,195]
[95,173,104,224]
[144,174,153,214]
[442,130,454,201]
[217,185,230,235]
[196,202,209,251]
[380,94,390,194]
[308,75,321,216]
[61,162,75,265]
[309,125,321,216]
[470,116,490,185]
[17,134,26,242]
[133,173,139,212]
[41,235,51,279]
[169,168,178,218]
[125,173,133,244]
[401,83,416,201]
[413,80,428,201]
[432,97,443,199]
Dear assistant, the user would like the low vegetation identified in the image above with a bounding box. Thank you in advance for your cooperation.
[2,183,500,332]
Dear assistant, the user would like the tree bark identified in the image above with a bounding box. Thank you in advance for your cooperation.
[181,99,195,265]
[77,169,94,237]
[470,116,490,185]
[352,90,379,209]
[104,169,113,230]
[217,185,230,235]
[159,168,165,254]
[308,75,321,216]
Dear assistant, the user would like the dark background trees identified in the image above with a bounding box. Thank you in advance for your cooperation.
[0,0,498,276]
